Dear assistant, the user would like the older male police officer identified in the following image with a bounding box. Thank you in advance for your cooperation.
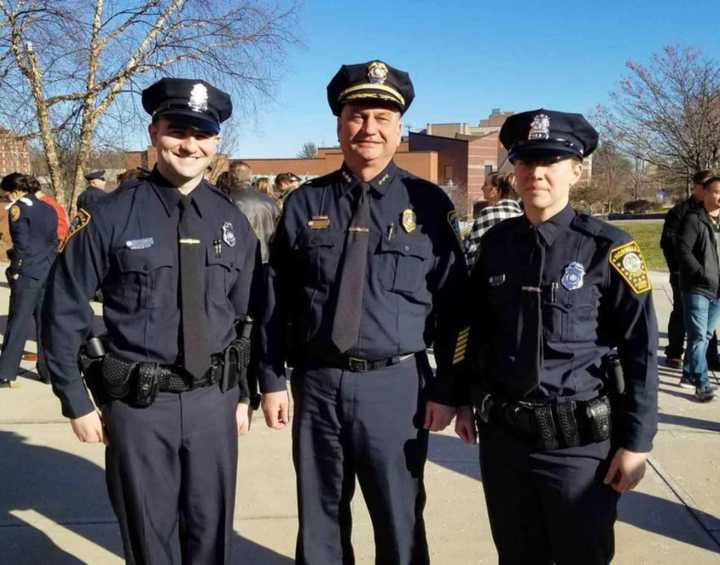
[43,78,259,564]
[259,60,467,564]
[455,109,658,564]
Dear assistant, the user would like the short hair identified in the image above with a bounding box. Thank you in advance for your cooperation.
[116,168,144,185]
[693,169,713,185]
[229,161,251,182]
[701,170,720,188]
[274,172,296,187]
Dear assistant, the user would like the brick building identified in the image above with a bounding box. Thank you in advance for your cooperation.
[0,129,30,178]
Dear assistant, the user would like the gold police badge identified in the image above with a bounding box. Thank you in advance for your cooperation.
[367,61,389,85]
[401,208,416,233]
[609,240,651,294]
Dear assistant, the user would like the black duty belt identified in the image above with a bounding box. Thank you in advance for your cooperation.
[311,353,416,372]
[473,391,612,451]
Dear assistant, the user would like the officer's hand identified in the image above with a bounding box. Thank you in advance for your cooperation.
[604,448,648,493]
[261,390,290,429]
[236,402,251,435]
[423,401,456,432]
[70,411,106,444]
[454,405,477,444]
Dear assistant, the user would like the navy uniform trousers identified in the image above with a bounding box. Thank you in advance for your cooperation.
[0,276,50,381]
[291,356,430,565]
[478,423,620,565]
[103,384,240,565]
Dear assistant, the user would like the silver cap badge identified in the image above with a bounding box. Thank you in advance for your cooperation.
[528,114,550,140]
[188,83,209,112]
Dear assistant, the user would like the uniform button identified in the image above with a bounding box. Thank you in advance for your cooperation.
[404,245,410,251]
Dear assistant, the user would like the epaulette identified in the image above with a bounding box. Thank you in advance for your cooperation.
[572,213,625,242]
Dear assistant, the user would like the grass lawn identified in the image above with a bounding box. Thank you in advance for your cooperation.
[610,220,666,272]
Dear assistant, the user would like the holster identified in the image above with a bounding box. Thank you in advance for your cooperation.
[79,336,109,407]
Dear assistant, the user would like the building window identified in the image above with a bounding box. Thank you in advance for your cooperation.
[484,164,494,176]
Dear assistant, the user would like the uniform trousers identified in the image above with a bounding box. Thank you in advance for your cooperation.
[291,357,430,565]
[479,423,619,565]
[0,276,50,381]
[103,384,240,565]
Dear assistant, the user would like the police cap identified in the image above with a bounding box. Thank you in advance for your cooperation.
[500,109,599,163]
[327,60,414,116]
[142,78,232,135]
[84,170,105,181]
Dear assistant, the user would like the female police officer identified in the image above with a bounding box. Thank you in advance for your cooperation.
[455,109,658,564]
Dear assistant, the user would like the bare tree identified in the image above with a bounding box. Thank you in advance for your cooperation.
[0,0,298,211]
[595,46,720,192]
[297,141,317,159]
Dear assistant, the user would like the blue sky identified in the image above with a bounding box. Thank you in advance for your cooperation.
[224,0,720,159]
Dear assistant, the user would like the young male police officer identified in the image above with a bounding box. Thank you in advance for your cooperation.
[455,110,658,564]
[259,60,468,564]
[43,78,259,564]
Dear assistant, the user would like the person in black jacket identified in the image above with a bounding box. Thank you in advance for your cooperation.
[677,171,720,401]
[0,173,58,387]
[660,169,720,371]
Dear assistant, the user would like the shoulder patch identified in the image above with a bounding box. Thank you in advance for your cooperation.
[609,240,651,294]
[9,205,20,222]
[60,208,92,252]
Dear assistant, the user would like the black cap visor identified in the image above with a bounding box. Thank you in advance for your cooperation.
[154,109,220,135]
[508,139,583,164]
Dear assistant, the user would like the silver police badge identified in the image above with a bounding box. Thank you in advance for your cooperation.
[561,262,585,290]
[367,61,388,84]
[188,83,209,112]
[222,222,236,247]
[528,113,550,140]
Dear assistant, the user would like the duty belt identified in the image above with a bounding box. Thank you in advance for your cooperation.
[312,353,416,372]
[473,391,612,450]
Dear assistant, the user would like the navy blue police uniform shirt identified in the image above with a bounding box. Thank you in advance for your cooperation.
[259,161,469,405]
[7,194,58,279]
[76,186,107,211]
[469,204,658,452]
[43,170,260,418]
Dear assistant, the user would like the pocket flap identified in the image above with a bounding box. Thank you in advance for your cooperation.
[298,229,344,249]
[116,247,173,273]
[379,234,432,260]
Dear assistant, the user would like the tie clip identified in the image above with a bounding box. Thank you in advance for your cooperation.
[349,227,369,233]
[179,238,201,245]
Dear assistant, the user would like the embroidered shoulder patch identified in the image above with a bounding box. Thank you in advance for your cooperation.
[9,205,20,222]
[60,208,92,252]
[609,240,651,294]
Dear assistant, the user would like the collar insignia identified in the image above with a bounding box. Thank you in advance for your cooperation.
[528,113,550,140]
[222,221,236,247]
[188,83,209,112]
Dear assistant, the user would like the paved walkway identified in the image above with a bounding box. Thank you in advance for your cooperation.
[0,270,718,564]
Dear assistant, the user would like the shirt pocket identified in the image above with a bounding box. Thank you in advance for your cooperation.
[377,234,433,296]
[206,246,238,305]
[114,246,174,310]
[296,230,344,287]
[544,284,599,342]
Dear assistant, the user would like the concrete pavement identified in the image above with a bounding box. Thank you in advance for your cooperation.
[0,270,718,564]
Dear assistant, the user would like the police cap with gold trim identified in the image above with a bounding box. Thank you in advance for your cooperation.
[500,109,599,163]
[142,78,232,135]
[327,60,415,116]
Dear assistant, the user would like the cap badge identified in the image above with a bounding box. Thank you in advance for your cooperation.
[561,261,585,291]
[528,113,550,141]
[222,221,236,247]
[401,208,416,233]
[188,83,209,113]
[367,61,389,85]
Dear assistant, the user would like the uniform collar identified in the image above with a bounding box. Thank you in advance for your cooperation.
[338,160,398,199]
[149,168,208,218]
[530,203,575,246]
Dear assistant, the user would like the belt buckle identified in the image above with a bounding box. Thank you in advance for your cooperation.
[347,357,368,372]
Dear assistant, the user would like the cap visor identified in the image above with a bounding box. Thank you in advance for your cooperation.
[156,110,220,134]
[341,90,404,112]
[508,142,581,163]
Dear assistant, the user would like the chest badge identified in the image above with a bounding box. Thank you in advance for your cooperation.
[561,262,585,291]
[401,209,416,233]
[308,215,330,230]
[222,222,236,247]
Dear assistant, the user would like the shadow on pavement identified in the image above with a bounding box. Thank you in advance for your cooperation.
[428,433,720,553]
[659,412,720,432]
[0,430,293,564]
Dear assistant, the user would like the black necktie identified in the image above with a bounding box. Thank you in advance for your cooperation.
[514,228,545,397]
[178,195,211,380]
[330,182,371,353]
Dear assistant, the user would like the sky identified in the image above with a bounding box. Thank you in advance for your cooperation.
[184,0,720,159]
